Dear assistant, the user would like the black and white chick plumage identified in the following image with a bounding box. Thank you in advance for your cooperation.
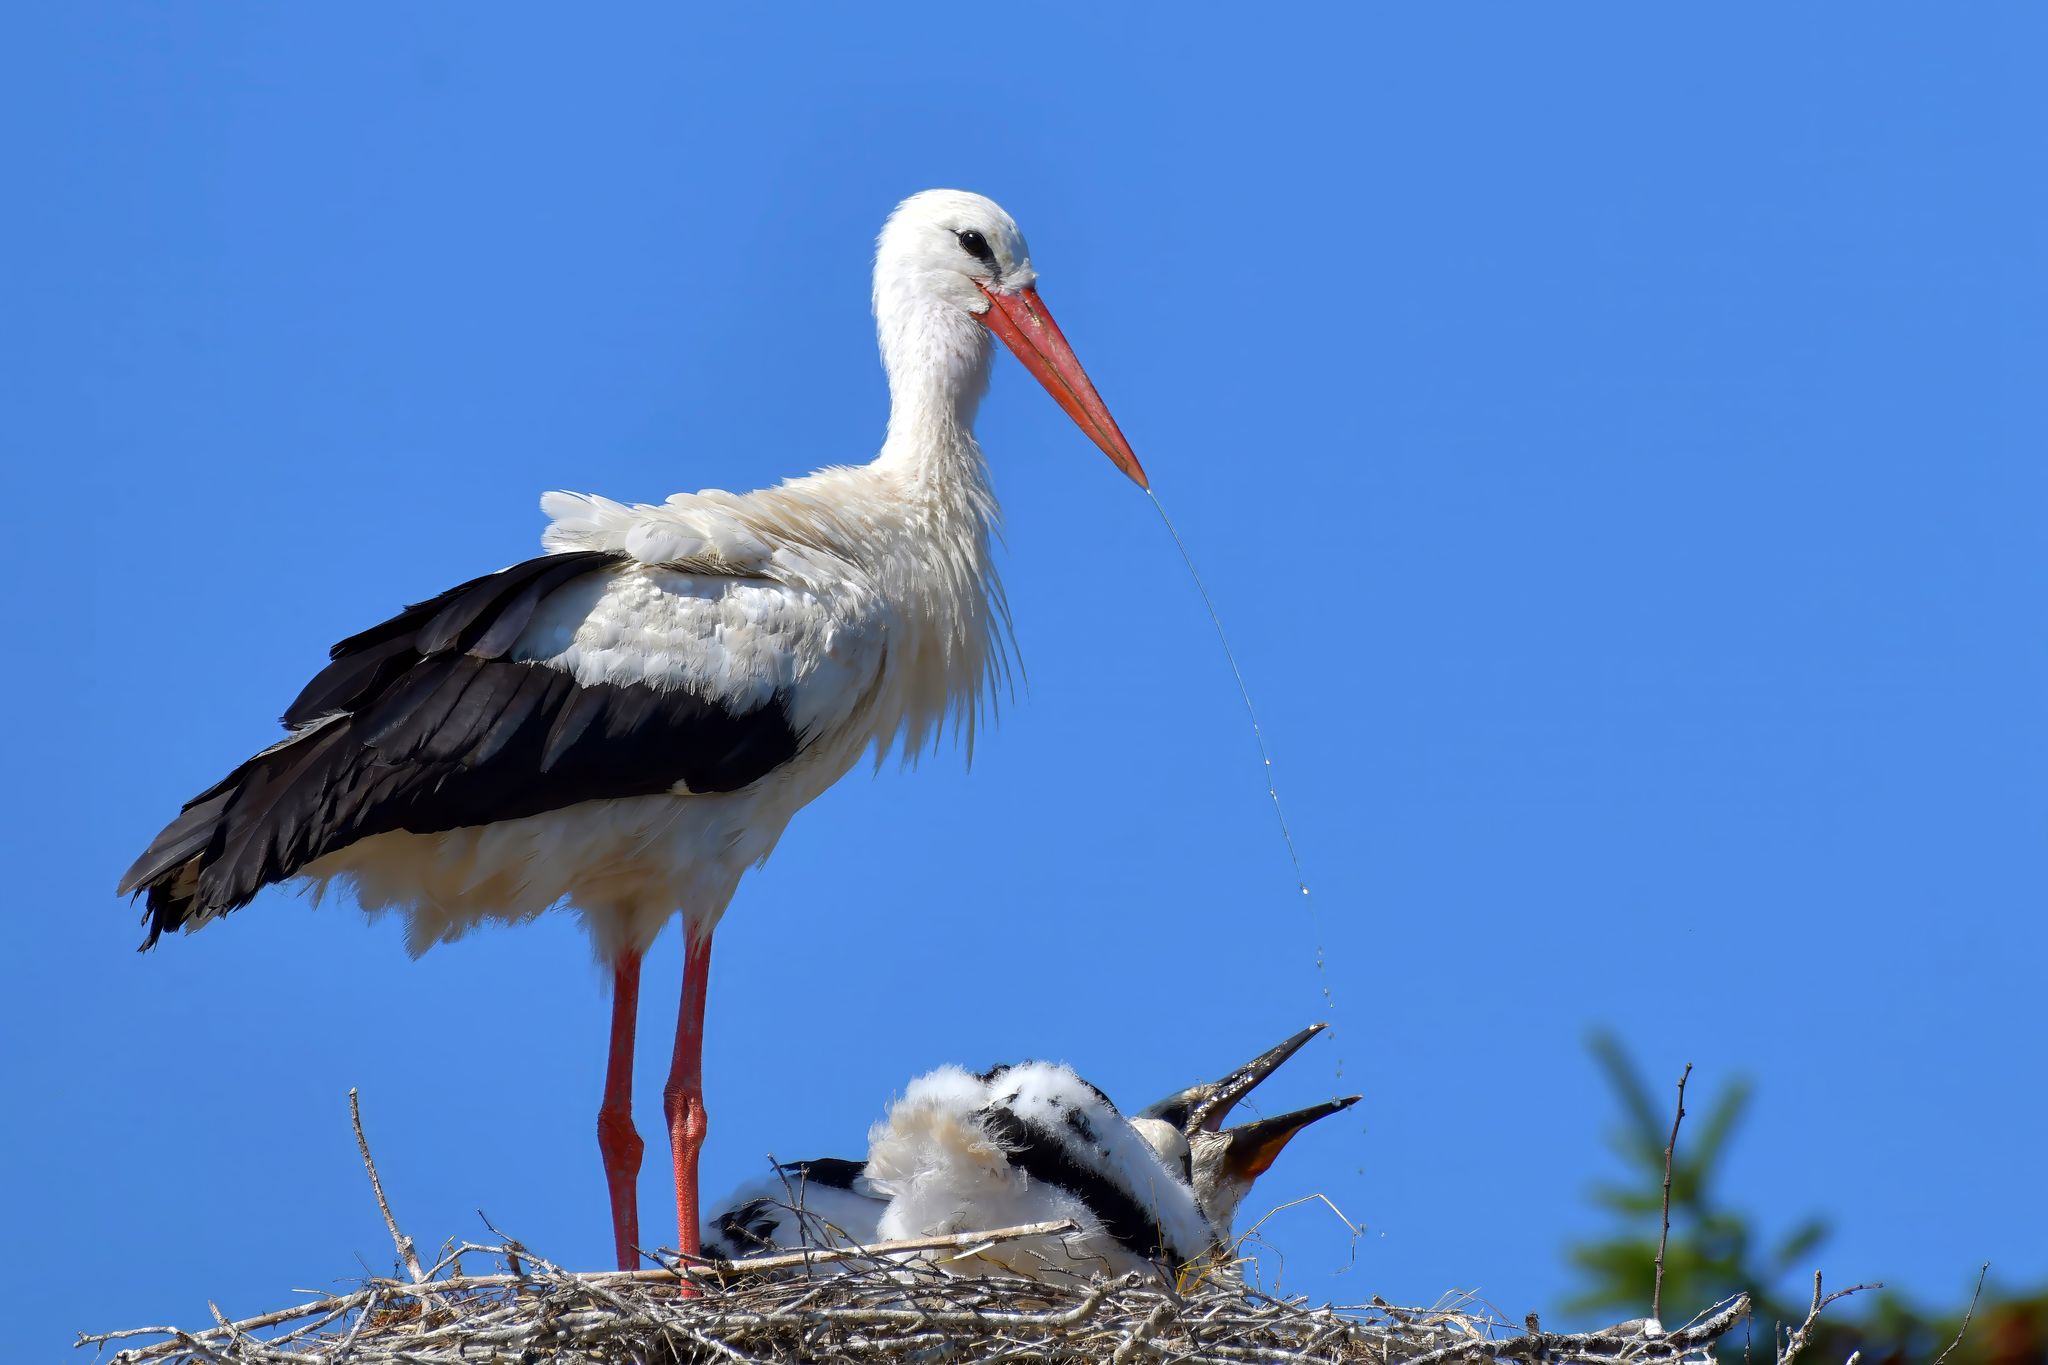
[863,1061,1214,1280]
[700,1025,1359,1281]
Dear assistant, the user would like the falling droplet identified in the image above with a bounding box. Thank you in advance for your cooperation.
[1147,488,1345,1083]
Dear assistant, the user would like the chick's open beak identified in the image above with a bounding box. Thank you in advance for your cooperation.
[1181,1022,1332,1134]
[1219,1094,1363,1181]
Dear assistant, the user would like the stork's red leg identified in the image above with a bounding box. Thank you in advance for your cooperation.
[597,950,645,1272]
[662,928,714,1296]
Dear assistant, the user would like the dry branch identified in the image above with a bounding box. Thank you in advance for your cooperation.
[367,1219,1088,1293]
[347,1089,422,1285]
[1654,1062,1693,1326]
[1928,1264,1988,1365]
[1777,1272,1881,1365]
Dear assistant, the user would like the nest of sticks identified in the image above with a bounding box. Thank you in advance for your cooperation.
[82,1222,1768,1365]
[86,1096,1871,1365]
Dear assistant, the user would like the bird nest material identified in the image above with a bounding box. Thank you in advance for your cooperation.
[82,1224,1764,1365]
[86,1099,1868,1365]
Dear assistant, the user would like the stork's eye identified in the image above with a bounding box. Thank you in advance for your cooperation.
[955,229,995,263]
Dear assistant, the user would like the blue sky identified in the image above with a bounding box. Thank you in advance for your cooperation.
[5,3,2043,1356]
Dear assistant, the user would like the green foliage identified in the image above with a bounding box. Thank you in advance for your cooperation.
[1565,1030,2046,1365]
[1566,1031,1823,1323]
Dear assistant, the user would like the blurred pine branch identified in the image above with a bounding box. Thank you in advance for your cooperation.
[1566,1029,2043,1365]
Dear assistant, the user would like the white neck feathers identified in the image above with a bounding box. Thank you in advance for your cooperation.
[855,264,1010,760]
[872,272,996,482]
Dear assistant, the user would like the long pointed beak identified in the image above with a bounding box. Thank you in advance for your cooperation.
[1139,1023,1333,1136]
[976,283,1148,489]
[1185,1023,1330,1134]
[1221,1094,1362,1182]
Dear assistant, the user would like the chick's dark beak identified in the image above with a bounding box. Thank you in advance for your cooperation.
[1220,1094,1362,1181]
[1180,1023,1332,1134]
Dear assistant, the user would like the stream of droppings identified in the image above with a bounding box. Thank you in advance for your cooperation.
[1145,489,1343,1081]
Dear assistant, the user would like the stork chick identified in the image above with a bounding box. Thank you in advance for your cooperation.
[1138,1022,1362,1236]
[864,1061,1214,1281]
[701,1025,1358,1281]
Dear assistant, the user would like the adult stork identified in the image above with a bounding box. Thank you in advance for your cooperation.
[118,189,1147,1277]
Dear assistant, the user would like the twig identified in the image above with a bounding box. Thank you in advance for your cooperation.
[1653,1061,1692,1325]
[1112,1301,1175,1362]
[1778,1271,1881,1365]
[1050,1279,1120,1327]
[353,1219,1087,1292]
[329,1288,378,1358]
[1397,1295,1749,1365]
[1930,1263,1989,1365]
[348,1088,424,1284]
[82,1293,374,1360]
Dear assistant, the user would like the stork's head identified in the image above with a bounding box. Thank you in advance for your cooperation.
[875,189,1148,487]
[1138,1024,1362,1234]
[877,189,1037,310]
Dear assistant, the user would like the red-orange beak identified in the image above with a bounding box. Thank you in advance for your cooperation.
[975,283,1149,489]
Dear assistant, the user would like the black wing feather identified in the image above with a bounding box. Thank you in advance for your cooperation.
[122,550,805,949]
[467,660,560,768]
[286,552,617,725]
[540,681,610,772]
[465,554,602,658]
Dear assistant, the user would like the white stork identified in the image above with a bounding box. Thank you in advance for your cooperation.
[117,189,1148,1279]
[703,1025,1360,1279]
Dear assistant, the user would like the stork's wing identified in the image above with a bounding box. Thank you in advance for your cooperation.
[118,549,855,948]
